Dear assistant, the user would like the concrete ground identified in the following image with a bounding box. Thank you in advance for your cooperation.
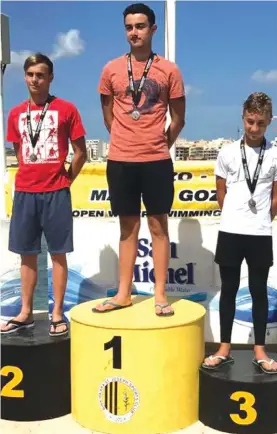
[0,417,226,434]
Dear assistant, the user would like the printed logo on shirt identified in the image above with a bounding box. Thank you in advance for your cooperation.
[125,78,161,115]
[19,111,60,164]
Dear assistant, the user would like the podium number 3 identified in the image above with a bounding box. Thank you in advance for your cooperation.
[0,366,24,398]
[104,336,122,369]
[230,391,257,425]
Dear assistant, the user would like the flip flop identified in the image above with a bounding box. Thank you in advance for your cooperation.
[0,319,35,334]
[202,355,234,370]
[252,358,277,374]
[155,303,174,317]
[92,300,132,313]
[49,320,69,337]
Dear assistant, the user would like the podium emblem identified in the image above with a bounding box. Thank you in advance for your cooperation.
[98,376,139,423]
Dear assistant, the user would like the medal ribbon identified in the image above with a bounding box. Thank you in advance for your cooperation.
[240,137,266,196]
[26,96,52,151]
[127,52,154,109]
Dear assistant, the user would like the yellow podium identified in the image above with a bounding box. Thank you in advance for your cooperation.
[70,296,206,434]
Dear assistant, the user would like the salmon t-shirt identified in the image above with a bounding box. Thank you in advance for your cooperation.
[98,54,185,162]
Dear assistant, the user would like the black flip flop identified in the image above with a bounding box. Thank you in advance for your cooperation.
[49,320,69,337]
[0,319,35,334]
[202,355,234,370]
[92,300,132,313]
[252,358,277,375]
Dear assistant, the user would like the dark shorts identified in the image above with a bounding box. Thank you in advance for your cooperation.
[9,188,73,255]
[106,159,174,216]
[215,231,273,267]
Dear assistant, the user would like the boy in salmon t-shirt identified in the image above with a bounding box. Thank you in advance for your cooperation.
[1,53,87,336]
[95,3,185,315]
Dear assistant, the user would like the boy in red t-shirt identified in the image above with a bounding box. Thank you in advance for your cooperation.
[94,3,185,315]
[0,53,87,336]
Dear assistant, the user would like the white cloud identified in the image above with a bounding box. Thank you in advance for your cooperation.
[11,50,32,67]
[9,29,84,68]
[251,69,277,83]
[185,85,203,96]
[50,29,84,60]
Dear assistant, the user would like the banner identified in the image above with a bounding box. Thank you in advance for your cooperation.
[4,161,220,219]
[47,218,277,344]
[2,162,277,344]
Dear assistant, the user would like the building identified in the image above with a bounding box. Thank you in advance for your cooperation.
[175,137,233,161]
[86,139,107,161]
[188,144,205,160]
[67,139,108,162]
[175,138,190,160]
[203,147,219,160]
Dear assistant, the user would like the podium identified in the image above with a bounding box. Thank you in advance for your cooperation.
[199,350,277,434]
[1,319,71,421]
[70,295,206,434]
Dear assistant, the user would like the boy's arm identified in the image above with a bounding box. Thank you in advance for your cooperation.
[271,181,277,221]
[215,149,228,209]
[98,64,113,133]
[67,106,87,183]
[216,176,227,210]
[12,142,20,162]
[7,110,21,161]
[167,97,185,148]
[100,94,114,133]
[67,137,87,184]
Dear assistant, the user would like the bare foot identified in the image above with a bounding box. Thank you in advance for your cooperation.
[254,349,277,372]
[155,295,174,315]
[0,312,33,332]
[94,296,132,312]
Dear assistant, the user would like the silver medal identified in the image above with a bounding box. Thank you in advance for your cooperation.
[30,153,37,162]
[248,198,256,208]
[131,110,140,120]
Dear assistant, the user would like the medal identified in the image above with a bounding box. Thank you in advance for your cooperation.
[248,198,256,208]
[30,153,37,162]
[131,110,141,120]
[127,52,154,121]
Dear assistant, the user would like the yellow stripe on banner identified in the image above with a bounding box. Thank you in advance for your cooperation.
[4,161,220,218]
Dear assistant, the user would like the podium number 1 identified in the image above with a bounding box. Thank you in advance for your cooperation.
[104,336,122,369]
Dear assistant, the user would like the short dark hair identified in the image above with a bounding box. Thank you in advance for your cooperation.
[123,3,156,27]
[243,92,272,119]
[23,53,53,75]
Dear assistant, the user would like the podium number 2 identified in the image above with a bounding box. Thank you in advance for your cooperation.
[104,336,122,369]
[0,366,24,398]
[230,391,257,425]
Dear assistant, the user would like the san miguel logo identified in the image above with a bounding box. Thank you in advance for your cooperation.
[98,377,139,423]
[134,238,195,285]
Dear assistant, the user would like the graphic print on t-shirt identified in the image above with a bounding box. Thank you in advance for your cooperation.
[19,110,59,164]
[125,78,161,115]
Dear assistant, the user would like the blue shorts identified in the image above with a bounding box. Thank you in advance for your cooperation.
[9,188,73,255]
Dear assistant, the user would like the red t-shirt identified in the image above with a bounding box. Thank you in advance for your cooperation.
[6,97,86,192]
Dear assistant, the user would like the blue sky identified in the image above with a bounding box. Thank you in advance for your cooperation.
[2,1,277,143]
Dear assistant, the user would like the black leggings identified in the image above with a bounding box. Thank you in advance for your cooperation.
[219,265,270,345]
